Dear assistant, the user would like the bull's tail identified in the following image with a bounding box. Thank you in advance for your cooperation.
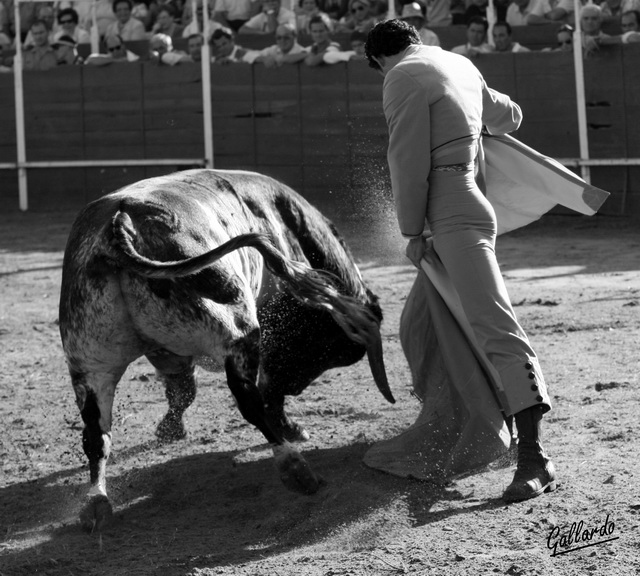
[111,210,378,347]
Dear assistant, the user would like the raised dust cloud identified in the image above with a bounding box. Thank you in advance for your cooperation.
[320,158,405,266]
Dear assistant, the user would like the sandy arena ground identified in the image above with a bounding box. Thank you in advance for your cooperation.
[1,208,639,576]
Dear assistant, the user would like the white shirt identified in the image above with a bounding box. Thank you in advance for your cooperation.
[54,27,91,44]
[244,41,308,63]
[242,8,297,32]
[419,28,440,47]
[494,41,531,53]
[505,0,547,26]
[213,0,256,20]
[182,19,224,39]
[451,42,493,56]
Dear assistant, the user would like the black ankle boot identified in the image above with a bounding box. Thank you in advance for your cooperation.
[503,406,557,502]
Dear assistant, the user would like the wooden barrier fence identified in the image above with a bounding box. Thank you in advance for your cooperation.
[0,40,638,214]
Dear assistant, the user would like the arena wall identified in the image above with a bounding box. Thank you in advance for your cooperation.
[0,41,638,215]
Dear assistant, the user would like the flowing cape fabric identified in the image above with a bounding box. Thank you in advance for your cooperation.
[483,134,610,235]
[363,135,610,481]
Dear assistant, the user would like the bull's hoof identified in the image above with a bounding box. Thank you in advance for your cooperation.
[155,415,187,443]
[275,451,324,495]
[282,422,311,443]
[79,495,113,533]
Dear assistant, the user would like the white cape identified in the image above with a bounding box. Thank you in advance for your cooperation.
[363,135,610,481]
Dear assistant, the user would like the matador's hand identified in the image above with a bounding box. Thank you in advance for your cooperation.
[405,236,426,269]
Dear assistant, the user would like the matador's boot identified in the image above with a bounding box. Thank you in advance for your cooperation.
[503,406,557,502]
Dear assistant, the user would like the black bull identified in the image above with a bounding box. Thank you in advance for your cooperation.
[59,169,395,531]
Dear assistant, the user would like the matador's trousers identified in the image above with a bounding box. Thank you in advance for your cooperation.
[426,167,551,416]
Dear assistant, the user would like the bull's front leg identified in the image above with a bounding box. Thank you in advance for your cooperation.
[224,331,323,495]
[72,368,124,532]
[260,385,311,443]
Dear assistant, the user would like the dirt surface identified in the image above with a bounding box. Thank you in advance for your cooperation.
[1,209,639,576]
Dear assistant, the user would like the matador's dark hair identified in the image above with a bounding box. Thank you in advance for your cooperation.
[364,19,421,71]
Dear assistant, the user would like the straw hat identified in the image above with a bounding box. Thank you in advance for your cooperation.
[400,2,426,22]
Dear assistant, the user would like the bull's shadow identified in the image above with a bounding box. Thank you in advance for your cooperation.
[0,442,506,575]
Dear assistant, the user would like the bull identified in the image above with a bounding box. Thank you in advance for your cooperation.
[59,169,394,531]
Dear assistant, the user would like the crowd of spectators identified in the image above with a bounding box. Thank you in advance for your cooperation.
[0,0,638,71]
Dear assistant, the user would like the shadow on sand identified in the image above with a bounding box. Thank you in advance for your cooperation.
[0,441,507,575]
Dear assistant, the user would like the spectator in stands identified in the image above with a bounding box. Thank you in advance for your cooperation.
[0,26,11,49]
[494,0,510,21]
[321,25,368,62]
[244,22,309,66]
[132,0,152,30]
[622,8,640,31]
[149,32,191,63]
[297,0,333,34]
[182,0,214,25]
[6,0,40,43]
[211,26,249,62]
[187,32,204,61]
[491,20,530,51]
[595,0,640,21]
[213,0,258,32]
[52,35,83,65]
[451,16,493,57]
[151,5,184,39]
[349,28,367,57]
[450,0,467,24]
[506,0,558,26]
[239,0,297,34]
[23,4,56,49]
[335,0,378,33]
[182,0,223,39]
[78,0,118,39]
[0,36,12,71]
[106,0,147,41]
[320,0,350,21]
[425,0,453,27]
[85,33,140,64]
[0,2,8,39]
[304,13,340,65]
[147,0,186,33]
[22,20,58,70]
[592,8,640,44]
[579,4,610,54]
[548,23,573,51]
[54,8,91,45]
[399,2,440,46]
[540,0,595,26]
[599,0,625,19]
[463,0,489,24]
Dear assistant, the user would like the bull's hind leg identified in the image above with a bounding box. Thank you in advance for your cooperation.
[224,331,323,495]
[71,367,125,532]
[146,350,196,443]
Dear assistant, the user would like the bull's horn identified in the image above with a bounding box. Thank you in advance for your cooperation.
[366,325,395,404]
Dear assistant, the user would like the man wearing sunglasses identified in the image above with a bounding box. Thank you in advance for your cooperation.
[85,33,140,65]
[336,0,377,33]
